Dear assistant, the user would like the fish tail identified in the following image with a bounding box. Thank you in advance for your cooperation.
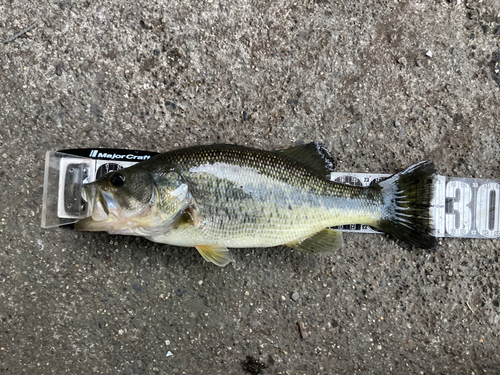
[374,161,437,249]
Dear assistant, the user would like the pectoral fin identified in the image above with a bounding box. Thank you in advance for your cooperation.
[286,229,343,254]
[195,245,234,267]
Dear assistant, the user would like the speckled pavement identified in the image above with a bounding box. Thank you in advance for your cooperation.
[1,0,500,373]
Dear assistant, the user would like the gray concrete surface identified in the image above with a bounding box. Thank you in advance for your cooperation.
[1,0,500,373]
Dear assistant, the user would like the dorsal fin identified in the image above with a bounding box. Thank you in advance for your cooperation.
[277,142,336,176]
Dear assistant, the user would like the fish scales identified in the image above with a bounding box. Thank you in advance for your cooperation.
[134,145,383,248]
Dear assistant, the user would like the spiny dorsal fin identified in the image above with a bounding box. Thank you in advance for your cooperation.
[286,229,343,254]
[195,245,234,267]
[277,142,335,176]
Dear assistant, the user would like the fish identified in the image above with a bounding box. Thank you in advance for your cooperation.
[75,143,437,266]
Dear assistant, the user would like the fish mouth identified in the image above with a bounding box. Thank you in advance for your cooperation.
[75,184,121,231]
[75,183,160,233]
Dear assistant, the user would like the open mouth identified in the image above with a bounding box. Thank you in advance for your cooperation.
[75,182,162,234]
[75,184,119,230]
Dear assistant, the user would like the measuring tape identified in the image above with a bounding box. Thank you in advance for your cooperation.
[42,149,500,240]
[331,172,500,239]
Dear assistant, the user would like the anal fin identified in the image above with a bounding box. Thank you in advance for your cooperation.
[195,245,234,267]
[286,229,343,254]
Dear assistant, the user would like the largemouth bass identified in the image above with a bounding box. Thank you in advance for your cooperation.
[75,143,437,266]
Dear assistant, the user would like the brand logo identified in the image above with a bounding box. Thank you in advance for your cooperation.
[88,150,151,160]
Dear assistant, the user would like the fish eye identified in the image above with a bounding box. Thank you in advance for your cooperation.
[109,172,125,187]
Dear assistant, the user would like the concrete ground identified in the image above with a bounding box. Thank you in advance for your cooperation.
[1,0,500,373]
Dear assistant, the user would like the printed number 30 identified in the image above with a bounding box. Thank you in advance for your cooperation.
[445,181,471,236]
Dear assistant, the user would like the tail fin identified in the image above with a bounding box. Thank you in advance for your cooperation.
[375,161,437,249]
